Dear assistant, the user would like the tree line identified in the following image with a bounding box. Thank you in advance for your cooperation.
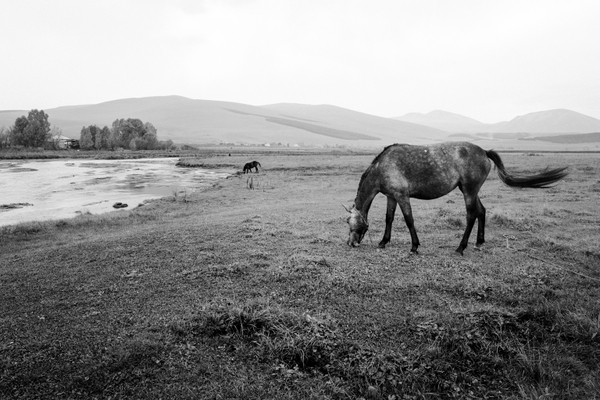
[79,119,174,150]
[0,109,64,150]
[0,109,174,151]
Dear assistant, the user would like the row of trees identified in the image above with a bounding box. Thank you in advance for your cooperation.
[0,110,175,151]
[0,109,65,150]
[78,119,173,151]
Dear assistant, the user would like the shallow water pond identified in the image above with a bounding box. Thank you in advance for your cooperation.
[0,158,233,227]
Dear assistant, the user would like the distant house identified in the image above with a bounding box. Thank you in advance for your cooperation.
[51,135,79,149]
[65,138,80,149]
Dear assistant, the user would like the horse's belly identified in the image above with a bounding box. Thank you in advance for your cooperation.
[410,182,457,200]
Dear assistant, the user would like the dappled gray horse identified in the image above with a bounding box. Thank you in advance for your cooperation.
[344,142,568,255]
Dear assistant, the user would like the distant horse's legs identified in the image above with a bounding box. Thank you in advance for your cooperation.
[397,197,420,253]
[378,196,397,248]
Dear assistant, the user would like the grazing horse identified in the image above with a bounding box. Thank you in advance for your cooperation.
[243,161,261,174]
[344,142,568,255]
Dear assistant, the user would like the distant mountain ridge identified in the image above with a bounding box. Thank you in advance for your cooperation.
[393,109,600,134]
[0,96,447,147]
[394,110,485,133]
[1,96,599,148]
[498,109,600,133]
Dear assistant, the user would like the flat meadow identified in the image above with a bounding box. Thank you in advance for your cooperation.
[1,148,599,399]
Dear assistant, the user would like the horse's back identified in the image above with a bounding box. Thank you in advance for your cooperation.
[376,142,485,171]
[372,142,491,198]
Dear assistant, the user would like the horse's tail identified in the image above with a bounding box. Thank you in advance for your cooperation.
[256,161,261,168]
[486,150,568,188]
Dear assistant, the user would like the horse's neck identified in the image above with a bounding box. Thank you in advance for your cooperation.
[354,169,379,218]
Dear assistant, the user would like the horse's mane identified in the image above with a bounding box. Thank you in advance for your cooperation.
[370,144,398,165]
[356,144,400,195]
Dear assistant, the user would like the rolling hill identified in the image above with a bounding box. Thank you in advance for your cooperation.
[0,96,448,147]
[393,110,487,133]
[494,109,600,134]
[393,109,600,135]
[3,97,599,149]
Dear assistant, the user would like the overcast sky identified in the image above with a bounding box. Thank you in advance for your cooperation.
[1,0,599,122]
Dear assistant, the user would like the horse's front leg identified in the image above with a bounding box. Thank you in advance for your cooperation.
[397,197,420,253]
[378,196,397,248]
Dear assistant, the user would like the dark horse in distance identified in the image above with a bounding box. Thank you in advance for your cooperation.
[243,161,261,174]
[344,142,568,255]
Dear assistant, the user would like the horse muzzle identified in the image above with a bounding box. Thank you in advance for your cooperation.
[347,232,364,247]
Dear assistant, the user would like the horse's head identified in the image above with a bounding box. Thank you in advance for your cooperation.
[343,204,368,247]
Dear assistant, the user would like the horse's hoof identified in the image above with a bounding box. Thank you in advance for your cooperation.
[455,248,464,256]
[378,243,386,249]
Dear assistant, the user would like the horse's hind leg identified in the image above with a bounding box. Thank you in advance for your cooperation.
[456,193,485,255]
[378,196,397,248]
[475,197,486,248]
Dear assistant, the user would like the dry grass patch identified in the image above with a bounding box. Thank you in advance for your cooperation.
[2,150,600,399]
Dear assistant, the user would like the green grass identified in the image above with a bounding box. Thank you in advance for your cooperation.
[1,150,599,399]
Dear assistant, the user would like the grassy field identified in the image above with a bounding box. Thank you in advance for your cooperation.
[1,149,599,399]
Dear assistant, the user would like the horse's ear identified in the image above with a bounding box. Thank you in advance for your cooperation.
[341,203,352,213]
